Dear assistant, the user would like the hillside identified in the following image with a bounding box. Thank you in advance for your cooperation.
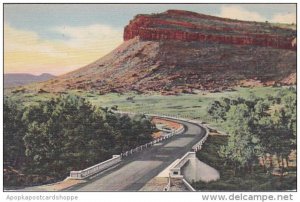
[4,73,55,88]
[30,10,296,94]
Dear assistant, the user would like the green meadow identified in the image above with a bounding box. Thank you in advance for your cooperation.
[6,86,284,131]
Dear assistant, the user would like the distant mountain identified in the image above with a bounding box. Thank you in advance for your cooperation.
[30,10,296,94]
[4,73,55,88]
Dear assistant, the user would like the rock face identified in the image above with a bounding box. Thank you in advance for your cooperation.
[124,10,296,50]
[32,10,296,94]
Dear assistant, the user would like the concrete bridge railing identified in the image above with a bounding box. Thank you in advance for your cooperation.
[182,178,196,191]
[191,121,209,152]
[165,117,209,191]
[170,152,196,177]
[69,111,185,179]
[164,174,171,191]
[69,155,121,179]
[167,152,197,192]
[144,113,210,152]
[120,123,184,158]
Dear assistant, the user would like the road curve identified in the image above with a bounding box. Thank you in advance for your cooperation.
[68,118,206,191]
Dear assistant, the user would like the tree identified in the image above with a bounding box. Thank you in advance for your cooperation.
[131,114,153,145]
[22,95,113,177]
[20,94,154,178]
[218,104,262,174]
[269,107,295,176]
[207,98,230,122]
[213,88,296,177]
[3,99,27,167]
[255,88,296,175]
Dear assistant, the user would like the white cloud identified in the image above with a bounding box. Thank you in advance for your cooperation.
[218,5,266,22]
[4,23,123,75]
[53,24,122,49]
[4,23,65,57]
[271,13,296,24]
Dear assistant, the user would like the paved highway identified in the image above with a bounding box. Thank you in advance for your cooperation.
[68,118,206,191]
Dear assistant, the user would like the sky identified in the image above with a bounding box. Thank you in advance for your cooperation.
[4,4,297,75]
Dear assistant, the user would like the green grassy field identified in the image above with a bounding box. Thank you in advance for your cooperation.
[5,86,284,131]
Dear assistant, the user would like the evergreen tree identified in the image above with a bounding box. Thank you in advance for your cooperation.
[3,99,26,167]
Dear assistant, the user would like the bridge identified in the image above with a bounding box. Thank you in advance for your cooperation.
[19,114,209,191]
[66,116,207,191]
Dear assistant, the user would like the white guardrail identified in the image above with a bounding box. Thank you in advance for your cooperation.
[164,174,171,191]
[182,179,196,191]
[69,111,185,179]
[146,113,210,152]
[169,152,196,178]
[69,155,121,179]
[120,111,210,192]
[120,124,184,158]
[165,118,209,192]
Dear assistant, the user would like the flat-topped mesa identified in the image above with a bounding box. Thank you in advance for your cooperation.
[124,10,296,50]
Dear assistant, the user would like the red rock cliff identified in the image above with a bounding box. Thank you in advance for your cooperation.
[124,10,296,50]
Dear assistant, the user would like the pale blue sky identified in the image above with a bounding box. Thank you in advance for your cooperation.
[4,4,296,40]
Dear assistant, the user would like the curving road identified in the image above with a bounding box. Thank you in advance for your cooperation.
[67,118,206,191]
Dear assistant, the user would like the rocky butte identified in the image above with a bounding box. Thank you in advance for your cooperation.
[124,10,296,51]
[31,10,296,94]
